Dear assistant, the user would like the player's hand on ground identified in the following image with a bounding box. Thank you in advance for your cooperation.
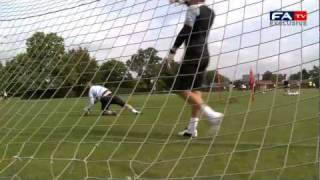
[83,111,90,116]
[83,107,91,116]
[132,109,141,115]
[102,110,118,116]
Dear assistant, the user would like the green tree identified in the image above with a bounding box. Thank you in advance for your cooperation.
[262,71,274,81]
[3,53,34,93]
[302,69,311,80]
[262,71,285,82]
[62,47,99,90]
[99,59,135,89]
[53,47,98,96]
[2,31,66,96]
[126,47,162,76]
[289,69,310,80]
[99,59,130,82]
[3,32,100,97]
[204,70,230,86]
[289,72,300,80]
[126,47,162,89]
[23,32,66,90]
[26,32,64,59]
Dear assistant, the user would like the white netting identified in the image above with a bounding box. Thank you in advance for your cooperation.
[0,0,319,179]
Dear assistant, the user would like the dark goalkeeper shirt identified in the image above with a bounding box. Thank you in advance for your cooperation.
[173,3,215,64]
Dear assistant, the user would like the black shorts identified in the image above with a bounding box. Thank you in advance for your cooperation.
[100,94,126,111]
[173,58,209,91]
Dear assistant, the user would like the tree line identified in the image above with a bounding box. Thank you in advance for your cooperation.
[0,32,177,98]
[261,68,319,86]
[0,32,230,98]
[2,32,314,98]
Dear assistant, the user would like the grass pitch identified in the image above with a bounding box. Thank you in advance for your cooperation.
[0,89,318,180]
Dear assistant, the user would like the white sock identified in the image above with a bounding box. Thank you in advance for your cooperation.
[201,105,216,117]
[187,117,199,133]
[201,105,223,125]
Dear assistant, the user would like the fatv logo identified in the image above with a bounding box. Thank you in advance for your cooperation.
[270,11,307,21]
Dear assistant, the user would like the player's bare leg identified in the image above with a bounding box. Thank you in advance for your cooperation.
[124,104,141,115]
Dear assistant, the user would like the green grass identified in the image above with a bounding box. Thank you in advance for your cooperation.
[0,89,318,180]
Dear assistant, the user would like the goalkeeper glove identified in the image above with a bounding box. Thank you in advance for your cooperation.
[164,48,176,70]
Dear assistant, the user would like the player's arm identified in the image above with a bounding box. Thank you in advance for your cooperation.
[171,25,192,53]
[87,95,96,110]
[164,26,192,70]
[84,89,96,113]
[166,6,198,62]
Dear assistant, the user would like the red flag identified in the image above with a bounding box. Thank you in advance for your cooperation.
[249,69,255,90]
[249,69,255,101]
[216,70,222,100]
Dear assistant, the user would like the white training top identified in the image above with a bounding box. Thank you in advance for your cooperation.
[87,85,112,110]
[184,3,204,27]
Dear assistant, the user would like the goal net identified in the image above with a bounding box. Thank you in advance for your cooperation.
[0,0,319,179]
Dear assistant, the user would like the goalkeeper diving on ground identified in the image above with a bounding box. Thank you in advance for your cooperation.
[83,83,141,116]
[166,0,224,137]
